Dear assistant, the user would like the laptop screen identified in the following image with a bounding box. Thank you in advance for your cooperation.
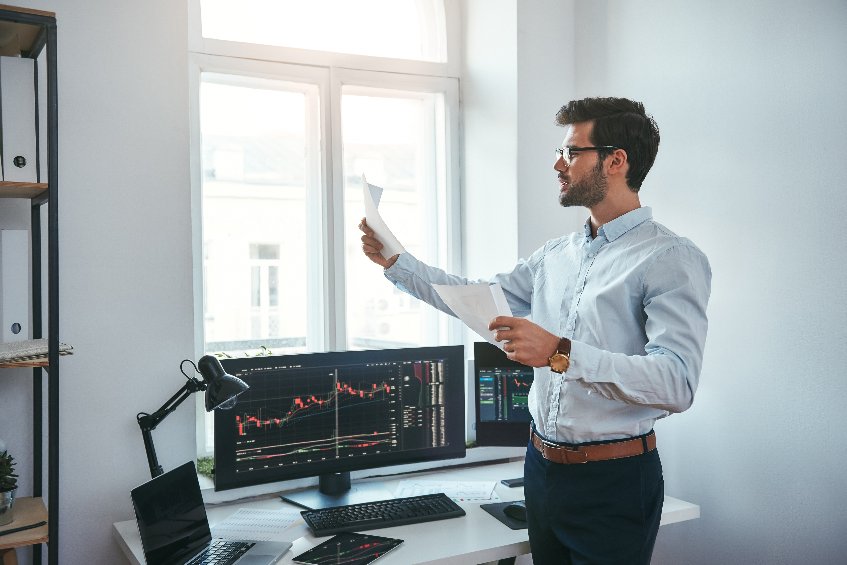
[131,461,212,565]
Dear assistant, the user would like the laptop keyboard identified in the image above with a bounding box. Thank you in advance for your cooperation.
[186,539,255,565]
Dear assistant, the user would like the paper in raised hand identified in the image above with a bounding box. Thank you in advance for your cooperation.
[362,174,406,259]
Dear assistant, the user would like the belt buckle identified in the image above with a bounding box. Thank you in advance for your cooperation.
[541,438,589,464]
[539,438,555,460]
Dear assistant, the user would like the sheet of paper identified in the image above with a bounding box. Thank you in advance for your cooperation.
[394,480,500,502]
[211,508,301,542]
[432,283,513,349]
[362,174,406,259]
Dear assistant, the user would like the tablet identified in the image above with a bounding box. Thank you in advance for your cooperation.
[292,532,404,565]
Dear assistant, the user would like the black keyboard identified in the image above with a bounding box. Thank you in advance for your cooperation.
[300,492,466,536]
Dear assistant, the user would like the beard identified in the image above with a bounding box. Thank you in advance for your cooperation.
[559,160,608,208]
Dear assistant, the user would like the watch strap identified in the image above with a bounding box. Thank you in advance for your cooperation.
[548,337,571,373]
[555,337,571,357]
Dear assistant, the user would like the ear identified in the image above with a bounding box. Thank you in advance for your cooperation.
[605,148,628,177]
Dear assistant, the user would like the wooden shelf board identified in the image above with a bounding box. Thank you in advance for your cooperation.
[0,351,71,370]
[0,5,55,58]
[0,182,47,199]
[0,360,48,369]
[0,497,48,550]
[0,4,55,18]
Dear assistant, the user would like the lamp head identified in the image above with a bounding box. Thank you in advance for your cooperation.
[196,355,249,411]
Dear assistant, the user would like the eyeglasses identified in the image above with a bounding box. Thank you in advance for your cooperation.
[555,145,619,165]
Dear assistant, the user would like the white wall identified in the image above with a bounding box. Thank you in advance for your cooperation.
[463,0,585,271]
[515,0,585,256]
[461,0,518,278]
[510,0,847,562]
[0,0,193,563]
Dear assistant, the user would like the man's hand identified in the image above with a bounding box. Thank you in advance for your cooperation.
[488,316,560,367]
[359,218,399,269]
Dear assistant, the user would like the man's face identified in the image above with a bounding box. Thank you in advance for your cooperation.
[554,122,608,208]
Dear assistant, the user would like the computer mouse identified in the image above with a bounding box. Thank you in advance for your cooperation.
[503,500,527,522]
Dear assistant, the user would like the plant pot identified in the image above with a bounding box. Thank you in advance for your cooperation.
[0,488,16,526]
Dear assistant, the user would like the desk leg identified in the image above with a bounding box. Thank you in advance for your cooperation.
[0,548,18,565]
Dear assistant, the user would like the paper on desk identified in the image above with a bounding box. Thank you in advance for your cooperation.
[211,508,301,542]
[394,480,500,502]
[432,283,513,349]
[362,174,406,259]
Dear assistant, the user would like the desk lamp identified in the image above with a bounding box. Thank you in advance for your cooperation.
[137,355,248,478]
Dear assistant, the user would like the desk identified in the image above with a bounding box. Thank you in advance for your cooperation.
[113,459,699,564]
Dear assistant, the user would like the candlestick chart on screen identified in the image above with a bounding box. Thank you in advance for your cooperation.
[230,358,448,474]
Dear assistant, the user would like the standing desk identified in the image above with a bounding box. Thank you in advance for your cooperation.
[113,458,699,564]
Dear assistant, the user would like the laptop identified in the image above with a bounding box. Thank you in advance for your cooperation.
[131,461,292,565]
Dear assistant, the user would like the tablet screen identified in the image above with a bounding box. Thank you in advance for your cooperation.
[293,532,403,565]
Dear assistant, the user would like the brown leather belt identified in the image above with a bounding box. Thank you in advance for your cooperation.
[531,428,656,464]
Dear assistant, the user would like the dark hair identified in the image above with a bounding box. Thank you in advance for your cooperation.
[555,97,660,191]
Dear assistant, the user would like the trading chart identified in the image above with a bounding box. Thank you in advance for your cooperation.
[477,366,533,423]
[231,358,448,474]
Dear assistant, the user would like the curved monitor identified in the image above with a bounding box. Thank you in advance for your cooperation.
[214,345,465,501]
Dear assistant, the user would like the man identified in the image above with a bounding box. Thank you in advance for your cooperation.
[359,97,711,564]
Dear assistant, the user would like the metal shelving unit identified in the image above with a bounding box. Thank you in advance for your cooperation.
[0,5,59,565]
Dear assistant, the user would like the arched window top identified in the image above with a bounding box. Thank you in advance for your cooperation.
[200,0,447,62]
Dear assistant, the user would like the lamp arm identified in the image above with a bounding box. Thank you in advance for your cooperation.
[137,378,206,478]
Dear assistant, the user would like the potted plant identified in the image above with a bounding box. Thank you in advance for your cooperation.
[0,448,18,526]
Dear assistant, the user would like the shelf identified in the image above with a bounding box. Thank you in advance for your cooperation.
[0,497,48,550]
[0,4,54,57]
[0,341,73,370]
[0,352,71,370]
[0,5,59,564]
[0,182,47,199]
[0,360,48,369]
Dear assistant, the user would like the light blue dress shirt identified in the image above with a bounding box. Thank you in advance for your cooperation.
[384,206,712,443]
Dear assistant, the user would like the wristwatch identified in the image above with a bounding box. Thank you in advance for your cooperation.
[548,337,571,374]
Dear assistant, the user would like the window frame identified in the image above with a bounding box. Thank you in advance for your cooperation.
[188,55,332,358]
[187,0,462,79]
[188,1,463,456]
[329,67,462,348]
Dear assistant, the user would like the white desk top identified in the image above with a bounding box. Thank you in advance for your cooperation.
[113,459,699,565]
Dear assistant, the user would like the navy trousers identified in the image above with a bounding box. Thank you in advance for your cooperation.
[523,436,664,565]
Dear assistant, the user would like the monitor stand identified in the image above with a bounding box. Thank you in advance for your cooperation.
[279,471,394,510]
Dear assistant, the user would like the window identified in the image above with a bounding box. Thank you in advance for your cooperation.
[200,0,446,62]
[341,84,449,349]
[199,73,318,355]
[190,1,461,454]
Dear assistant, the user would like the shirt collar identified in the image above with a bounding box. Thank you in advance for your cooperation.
[583,206,653,242]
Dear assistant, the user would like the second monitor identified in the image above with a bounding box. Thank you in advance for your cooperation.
[474,341,534,446]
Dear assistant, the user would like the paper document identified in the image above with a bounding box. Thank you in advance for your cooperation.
[432,283,513,349]
[394,480,500,502]
[362,174,406,259]
[211,508,301,542]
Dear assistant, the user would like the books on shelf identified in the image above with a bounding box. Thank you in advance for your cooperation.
[0,338,72,366]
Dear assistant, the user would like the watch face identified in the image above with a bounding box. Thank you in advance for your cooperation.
[549,353,569,373]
